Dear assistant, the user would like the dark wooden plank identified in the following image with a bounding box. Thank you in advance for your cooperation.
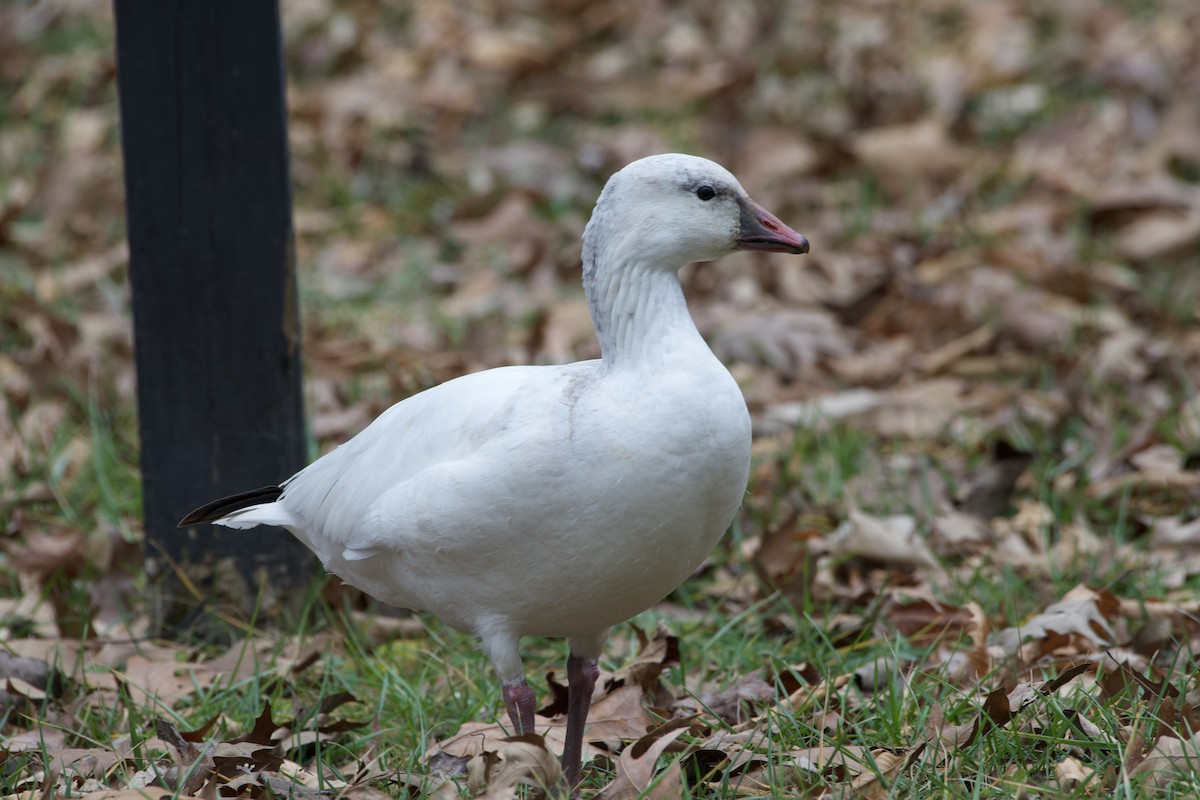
[113,0,313,637]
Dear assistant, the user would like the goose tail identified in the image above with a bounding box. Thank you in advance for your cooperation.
[178,485,288,528]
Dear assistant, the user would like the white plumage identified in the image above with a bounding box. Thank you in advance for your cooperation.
[181,153,809,788]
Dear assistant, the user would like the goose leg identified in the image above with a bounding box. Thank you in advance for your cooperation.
[503,678,536,734]
[563,652,600,788]
[485,634,535,734]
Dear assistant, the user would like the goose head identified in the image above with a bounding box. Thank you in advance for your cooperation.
[582,153,810,273]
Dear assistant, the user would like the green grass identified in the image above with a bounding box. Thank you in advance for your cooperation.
[6,502,1197,799]
[4,2,1199,795]
[4,318,1194,797]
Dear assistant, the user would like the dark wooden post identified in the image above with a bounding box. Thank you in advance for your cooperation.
[113,0,313,637]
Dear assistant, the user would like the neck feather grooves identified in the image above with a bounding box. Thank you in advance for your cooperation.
[583,250,706,369]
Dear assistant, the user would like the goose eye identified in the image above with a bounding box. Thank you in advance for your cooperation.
[696,185,716,201]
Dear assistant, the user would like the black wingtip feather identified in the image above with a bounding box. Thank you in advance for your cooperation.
[178,485,284,527]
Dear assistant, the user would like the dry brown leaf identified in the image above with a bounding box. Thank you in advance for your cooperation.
[465,734,565,799]
[62,791,183,800]
[993,586,1120,660]
[914,325,995,376]
[881,597,973,646]
[595,723,690,800]
[824,508,939,572]
[1114,210,1200,261]
[542,683,659,762]
[44,747,121,780]
[466,28,554,73]
[606,627,680,699]
[925,703,977,751]
[0,653,51,709]
[851,120,968,183]
[1149,516,1200,549]
[829,337,914,386]
[435,720,517,759]
[1054,755,1097,790]
[690,676,776,725]
[774,673,852,725]
[85,656,223,711]
[535,298,595,363]
[753,523,817,606]
[1,529,88,581]
[5,5,1200,800]
[863,379,972,440]
[732,743,869,793]
[1130,730,1200,787]
[931,511,991,551]
[849,747,919,799]
[735,128,819,193]
[761,388,884,434]
[712,307,851,379]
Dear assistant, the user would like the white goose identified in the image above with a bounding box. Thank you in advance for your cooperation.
[181,153,809,788]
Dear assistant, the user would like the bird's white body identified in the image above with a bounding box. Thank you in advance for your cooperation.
[199,154,809,784]
[227,351,749,657]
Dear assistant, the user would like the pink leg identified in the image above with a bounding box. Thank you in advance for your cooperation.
[563,653,599,788]
[502,678,536,735]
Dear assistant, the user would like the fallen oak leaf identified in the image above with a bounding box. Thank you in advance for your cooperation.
[230,701,287,745]
[1130,729,1200,787]
[1100,658,1198,741]
[849,745,926,800]
[540,683,660,766]
[315,689,362,716]
[153,719,219,796]
[964,663,1094,747]
[851,119,968,183]
[823,508,940,572]
[0,652,55,712]
[434,702,622,775]
[427,748,473,776]
[1106,657,1180,700]
[44,747,121,780]
[278,757,347,789]
[90,656,223,710]
[180,713,220,743]
[881,597,974,646]
[3,725,67,754]
[688,675,775,725]
[316,717,370,734]
[612,627,680,699]
[62,790,183,800]
[993,585,1122,659]
[924,703,977,751]
[771,744,872,784]
[1055,755,1099,791]
[540,627,679,719]
[155,717,198,762]
[595,720,692,800]
[5,675,47,703]
[465,733,565,800]
[211,741,285,778]
[995,663,1093,721]
[720,743,860,795]
[258,768,334,798]
[1040,663,1095,695]
[368,773,449,800]
[221,772,267,796]
[276,691,370,756]
[765,672,853,731]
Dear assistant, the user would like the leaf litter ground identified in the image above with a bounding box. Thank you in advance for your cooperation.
[2,0,1200,797]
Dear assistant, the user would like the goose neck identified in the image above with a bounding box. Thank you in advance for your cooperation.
[583,252,707,370]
